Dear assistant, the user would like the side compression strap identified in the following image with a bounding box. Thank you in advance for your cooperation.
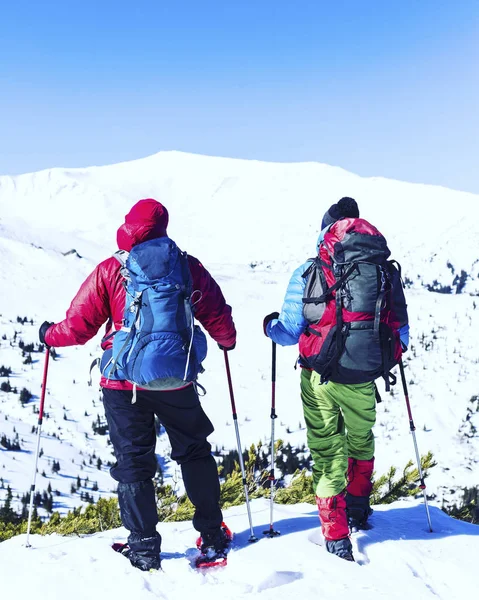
[383,371,397,393]
[301,257,332,280]
[303,263,359,305]
[374,290,386,341]
[106,291,143,379]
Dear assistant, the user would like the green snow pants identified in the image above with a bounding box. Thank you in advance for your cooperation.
[300,369,376,498]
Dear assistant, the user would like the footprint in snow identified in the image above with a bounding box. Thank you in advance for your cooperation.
[256,571,304,592]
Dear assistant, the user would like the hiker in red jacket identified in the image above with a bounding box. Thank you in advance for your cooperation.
[39,199,236,571]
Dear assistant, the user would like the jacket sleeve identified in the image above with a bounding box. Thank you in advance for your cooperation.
[45,262,111,347]
[399,324,410,350]
[266,262,309,346]
[188,255,236,348]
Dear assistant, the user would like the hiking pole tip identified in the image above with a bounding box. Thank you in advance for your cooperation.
[262,527,281,538]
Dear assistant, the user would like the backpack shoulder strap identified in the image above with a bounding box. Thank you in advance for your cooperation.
[176,247,193,298]
[388,259,404,287]
[113,250,131,282]
[113,249,129,267]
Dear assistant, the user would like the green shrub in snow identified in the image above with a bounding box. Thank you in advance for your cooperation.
[0,447,439,541]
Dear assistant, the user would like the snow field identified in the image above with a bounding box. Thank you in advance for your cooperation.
[1,499,477,599]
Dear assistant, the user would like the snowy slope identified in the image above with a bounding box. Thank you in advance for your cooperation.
[1,151,478,292]
[1,499,477,600]
[0,151,478,516]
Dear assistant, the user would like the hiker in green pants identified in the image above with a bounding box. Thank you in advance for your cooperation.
[301,370,376,500]
[263,198,409,561]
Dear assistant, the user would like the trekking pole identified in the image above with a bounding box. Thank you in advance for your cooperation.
[263,341,280,537]
[399,359,433,533]
[26,348,51,547]
[223,349,258,543]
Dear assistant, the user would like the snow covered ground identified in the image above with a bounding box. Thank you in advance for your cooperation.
[1,498,477,599]
[0,151,478,515]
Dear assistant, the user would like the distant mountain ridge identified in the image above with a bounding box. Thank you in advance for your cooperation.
[1,151,478,294]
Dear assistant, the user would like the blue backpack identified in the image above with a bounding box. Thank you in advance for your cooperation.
[101,237,207,390]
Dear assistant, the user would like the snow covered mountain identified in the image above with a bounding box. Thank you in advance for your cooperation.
[0,151,478,517]
[1,151,478,292]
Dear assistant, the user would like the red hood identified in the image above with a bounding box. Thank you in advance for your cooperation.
[116,198,169,251]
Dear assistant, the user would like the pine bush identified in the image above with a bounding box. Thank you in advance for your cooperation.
[0,447,439,542]
[370,452,437,505]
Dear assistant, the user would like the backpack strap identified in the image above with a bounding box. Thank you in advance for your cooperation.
[382,370,397,392]
[106,291,143,379]
[113,249,129,267]
[301,257,332,280]
[113,250,131,281]
[303,262,359,305]
[388,259,403,282]
[301,258,316,279]
[104,250,140,380]
[374,383,382,404]
[178,249,192,299]
[318,264,351,383]
[102,330,117,344]
[176,249,199,382]
[335,266,345,356]
[374,290,386,341]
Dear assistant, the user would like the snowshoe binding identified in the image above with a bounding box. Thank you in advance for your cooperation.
[195,522,233,569]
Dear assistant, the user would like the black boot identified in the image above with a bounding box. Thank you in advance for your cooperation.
[117,480,161,571]
[325,537,354,562]
[128,531,162,571]
[346,493,372,531]
[116,532,162,571]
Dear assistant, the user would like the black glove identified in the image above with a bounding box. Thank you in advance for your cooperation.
[218,342,236,352]
[263,311,280,336]
[39,321,54,347]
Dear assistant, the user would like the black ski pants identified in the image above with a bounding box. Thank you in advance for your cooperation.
[102,385,222,543]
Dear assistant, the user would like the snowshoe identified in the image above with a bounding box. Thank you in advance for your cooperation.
[325,537,355,562]
[195,522,233,569]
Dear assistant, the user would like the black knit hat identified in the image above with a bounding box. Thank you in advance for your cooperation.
[321,197,360,230]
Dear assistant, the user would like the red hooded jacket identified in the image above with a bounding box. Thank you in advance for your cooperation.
[45,199,237,390]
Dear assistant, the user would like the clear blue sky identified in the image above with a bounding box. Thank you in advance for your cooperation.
[1,1,478,193]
